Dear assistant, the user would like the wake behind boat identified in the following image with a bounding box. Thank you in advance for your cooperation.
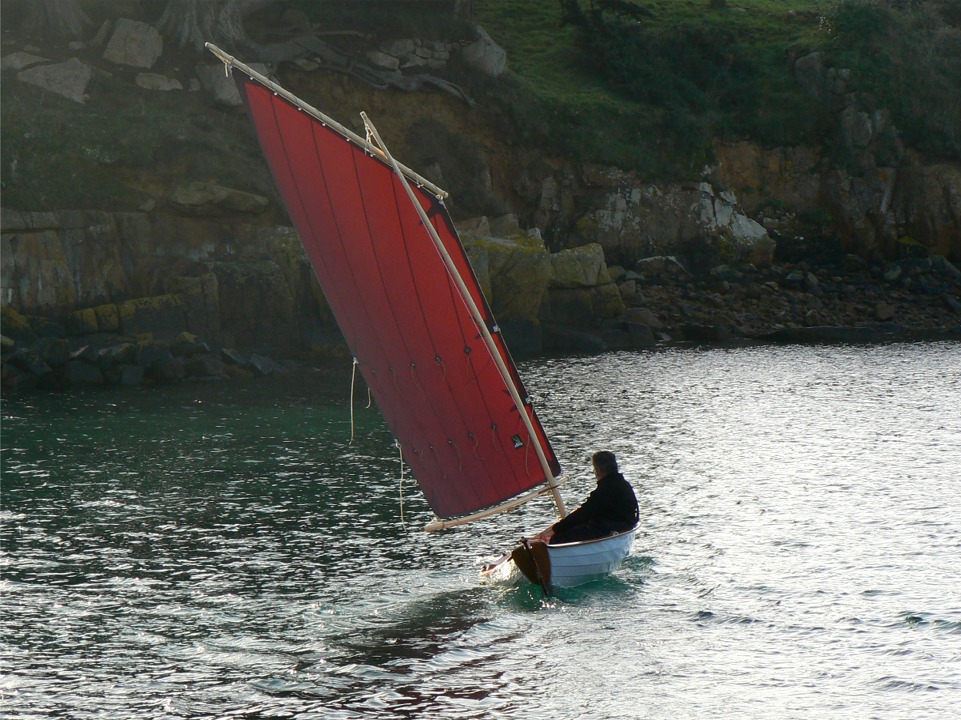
[205,43,635,594]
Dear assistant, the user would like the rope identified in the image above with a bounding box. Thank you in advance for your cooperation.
[448,439,463,473]
[397,441,406,529]
[349,358,358,444]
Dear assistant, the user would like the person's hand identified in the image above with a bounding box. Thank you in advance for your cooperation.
[533,527,554,542]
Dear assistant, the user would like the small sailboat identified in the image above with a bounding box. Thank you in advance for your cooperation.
[206,44,635,593]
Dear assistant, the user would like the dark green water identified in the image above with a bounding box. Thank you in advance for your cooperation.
[2,344,960,719]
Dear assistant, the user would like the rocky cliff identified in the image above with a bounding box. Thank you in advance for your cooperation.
[2,5,960,395]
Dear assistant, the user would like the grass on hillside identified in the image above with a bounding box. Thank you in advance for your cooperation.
[476,0,961,174]
[3,0,958,213]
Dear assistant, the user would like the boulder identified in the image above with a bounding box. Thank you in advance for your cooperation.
[220,348,247,366]
[135,73,183,91]
[136,340,170,369]
[102,19,163,69]
[197,62,270,106]
[36,337,71,368]
[170,332,207,358]
[489,214,521,237]
[249,353,286,377]
[875,302,896,321]
[170,182,269,215]
[457,216,492,237]
[88,306,118,333]
[461,26,506,77]
[366,50,400,72]
[549,243,610,288]
[7,348,52,378]
[892,164,961,259]
[64,359,104,385]
[2,52,48,71]
[17,57,91,103]
[151,354,185,382]
[66,308,98,335]
[624,307,664,330]
[185,353,225,378]
[570,175,773,268]
[98,342,138,366]
[793,50,822,94]
[474,236,552,323]
[0,307,37,343]
[70,345,99,364]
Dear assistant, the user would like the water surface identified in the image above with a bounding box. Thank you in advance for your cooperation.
[2,343,960,719]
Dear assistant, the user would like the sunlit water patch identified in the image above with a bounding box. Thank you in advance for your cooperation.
[2,344,959,719]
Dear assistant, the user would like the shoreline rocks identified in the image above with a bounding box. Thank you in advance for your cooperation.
[4,241,959,396]
[0,323,294,395]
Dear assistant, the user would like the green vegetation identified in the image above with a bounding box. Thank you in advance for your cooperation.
[476,0,961,174]
[825,0,961,159]
[475,0,832,174]
[280,1,478,44]
[2,0,958,212]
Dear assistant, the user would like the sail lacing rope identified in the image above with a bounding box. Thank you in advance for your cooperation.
[397,440,406,528]
[468,431,484,461]
[448,438,463,472]
[410,362,425,395]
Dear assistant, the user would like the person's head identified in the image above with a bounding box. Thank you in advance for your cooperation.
[592,451,618,479]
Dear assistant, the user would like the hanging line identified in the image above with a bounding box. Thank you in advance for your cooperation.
[349,358,358,444]
[396,441,406,528]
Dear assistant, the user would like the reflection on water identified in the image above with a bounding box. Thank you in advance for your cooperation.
[2,344,960,719]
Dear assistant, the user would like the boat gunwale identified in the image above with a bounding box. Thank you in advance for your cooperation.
[545,523,640,550]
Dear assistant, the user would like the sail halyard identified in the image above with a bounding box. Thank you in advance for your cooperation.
[206,43,566,526]
[360,111,568,526]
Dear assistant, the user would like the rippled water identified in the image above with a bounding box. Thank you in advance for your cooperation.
[2,343,960,719]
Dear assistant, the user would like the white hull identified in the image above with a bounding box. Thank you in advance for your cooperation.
[546,526,638,587]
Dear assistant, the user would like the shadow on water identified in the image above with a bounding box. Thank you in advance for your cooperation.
[332,586,496,667]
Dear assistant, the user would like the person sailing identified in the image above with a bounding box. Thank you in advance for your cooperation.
[537,451,638,544]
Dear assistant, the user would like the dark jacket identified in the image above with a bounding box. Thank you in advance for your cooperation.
[551,472,639,541]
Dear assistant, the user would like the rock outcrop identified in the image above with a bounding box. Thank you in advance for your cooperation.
[0,209,325,353]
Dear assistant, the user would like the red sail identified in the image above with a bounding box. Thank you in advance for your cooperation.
[233,70,561,520]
